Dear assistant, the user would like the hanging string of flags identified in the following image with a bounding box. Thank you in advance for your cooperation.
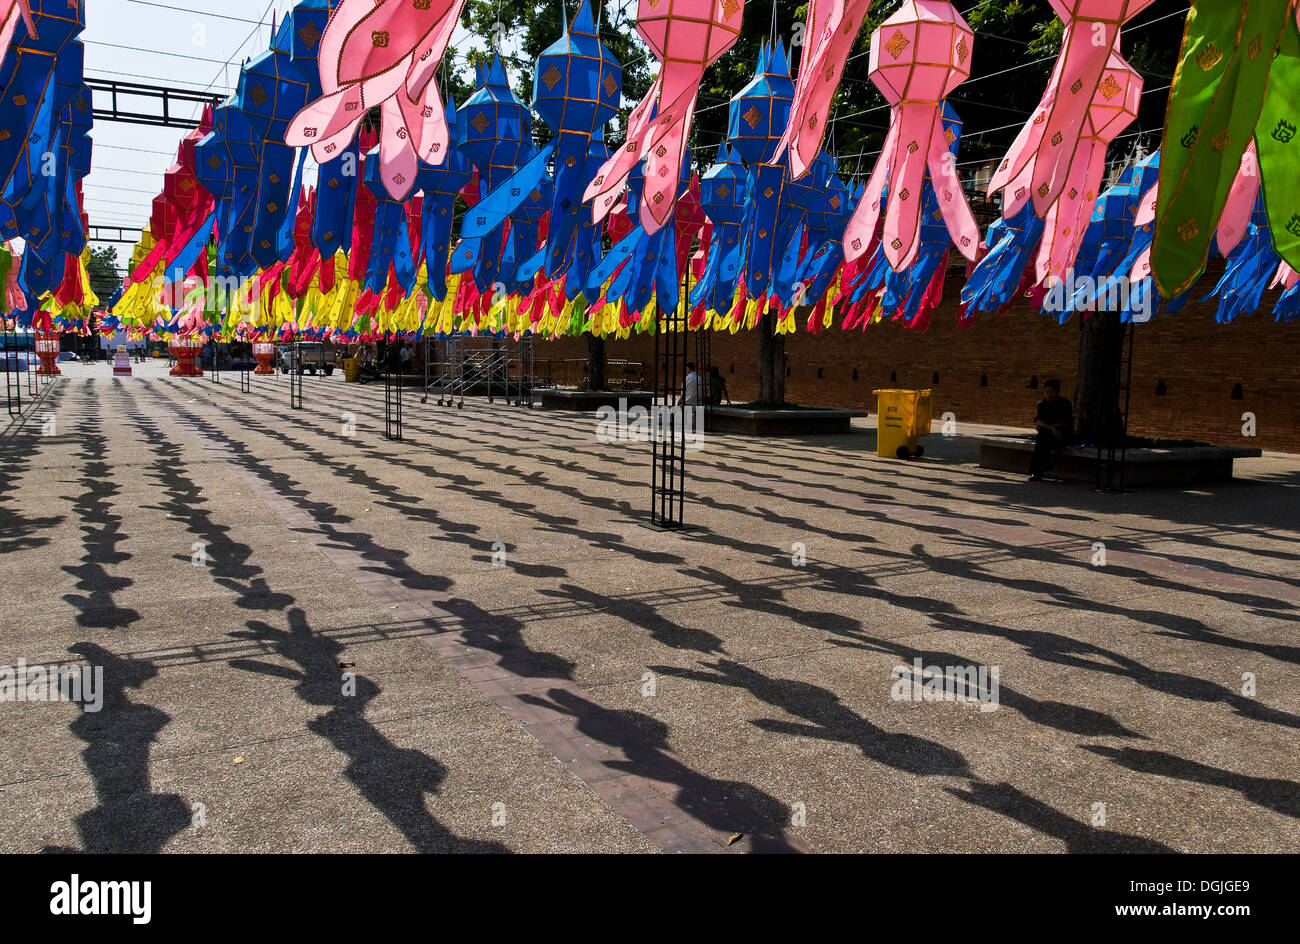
[5,0,1300,344]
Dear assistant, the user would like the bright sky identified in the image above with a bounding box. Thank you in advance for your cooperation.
[81,0,646,272]
[81,0,484,268]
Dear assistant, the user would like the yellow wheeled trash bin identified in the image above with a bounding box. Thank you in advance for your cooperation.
[873,389,933,458]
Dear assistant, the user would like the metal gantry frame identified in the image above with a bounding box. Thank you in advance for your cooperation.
[238,341,251,394]
[1095,320,1135,494]
[87,226,142,244]
[86,78,224,129]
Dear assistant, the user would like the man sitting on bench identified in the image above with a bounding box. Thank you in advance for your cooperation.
[1030,379,1073,481]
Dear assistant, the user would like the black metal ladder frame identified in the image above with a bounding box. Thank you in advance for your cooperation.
[5,322,23,417]
[288,340,304,410]
[650,294,689,529]
[238,340,251,393]
[384,346,403,441]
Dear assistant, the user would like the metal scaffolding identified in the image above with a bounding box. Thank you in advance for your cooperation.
[421,335,535,408]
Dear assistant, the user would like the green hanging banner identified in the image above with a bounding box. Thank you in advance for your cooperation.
[1257,11,1300,273]
[1151,0,1292,298]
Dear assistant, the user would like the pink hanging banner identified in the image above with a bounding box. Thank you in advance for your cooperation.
[584,0,745,235]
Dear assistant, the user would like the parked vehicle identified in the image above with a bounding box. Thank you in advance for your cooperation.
[0,341,34,372]
[278,342,335,376]
[229,350,257,371]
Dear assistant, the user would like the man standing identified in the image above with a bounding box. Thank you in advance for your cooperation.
[682,362,701,407]
[1029,379,1073,481]
[708,365,730,406]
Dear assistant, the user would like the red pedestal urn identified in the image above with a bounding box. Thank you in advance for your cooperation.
[169,336,203,377]
[35,331,61,375]
[252,341,276,375]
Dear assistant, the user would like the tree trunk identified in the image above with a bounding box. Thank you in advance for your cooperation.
[1074,308,1126,444]
[585,333,607,391]
[757,307,786,406]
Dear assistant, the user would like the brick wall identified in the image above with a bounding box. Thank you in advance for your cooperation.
[534,271,1298,453]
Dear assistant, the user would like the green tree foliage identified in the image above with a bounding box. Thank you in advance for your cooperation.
[457,1,655,145]
[85,246,120,306]
[446,0,1185,186]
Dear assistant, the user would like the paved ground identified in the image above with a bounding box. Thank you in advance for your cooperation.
[1,359,1297,853]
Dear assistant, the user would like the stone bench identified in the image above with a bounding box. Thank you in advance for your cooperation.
[540,389,654,411]
[968,434,1262,486]
[705,407,868,436]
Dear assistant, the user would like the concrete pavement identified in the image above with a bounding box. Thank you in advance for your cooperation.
[1,360,1296,853]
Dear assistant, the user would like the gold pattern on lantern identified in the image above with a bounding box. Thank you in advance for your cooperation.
[543,65,562,90]
[884,29,910,59]
[1098,75,1121,100]
[471,111,490,132]
[1177,218,1199,242]
[743,105,763,128]
[298,20,321,49]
